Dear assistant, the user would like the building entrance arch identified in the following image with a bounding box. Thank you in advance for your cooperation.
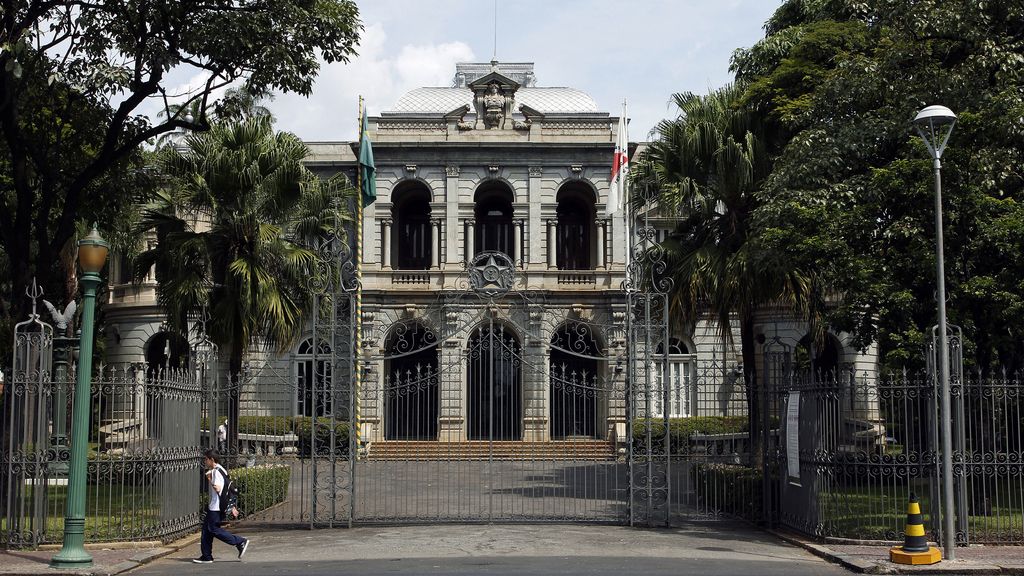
[466,321,522,440]
[384,322,439,440]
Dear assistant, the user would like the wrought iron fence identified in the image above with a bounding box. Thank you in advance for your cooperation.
[957,370,1023,544]
[2,363,203,547]
[768,368,1023,545]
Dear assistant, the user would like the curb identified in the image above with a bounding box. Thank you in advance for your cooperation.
[3,534,201,576]
[104,533,201,575]
[769,529,889,574]
[768,530,1021,575]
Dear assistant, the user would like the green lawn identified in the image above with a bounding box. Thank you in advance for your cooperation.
[3,465,291,547]
[821,481,1023,542]
[1,483,187,544]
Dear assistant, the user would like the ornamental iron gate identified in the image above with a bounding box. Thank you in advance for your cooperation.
[204,232,356,528]
[353,251,631,522]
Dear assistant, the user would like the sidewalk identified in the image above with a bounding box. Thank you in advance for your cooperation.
[0,536,195,576]
[4,523,852,576]
[772,531,1024,575]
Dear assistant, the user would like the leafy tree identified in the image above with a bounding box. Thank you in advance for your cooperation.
[0,51,152,359]
[632,84,810,459]
[137,116,350,371]
[733,0,1024,371]
[0,0,361,329]
[136,115,351,440]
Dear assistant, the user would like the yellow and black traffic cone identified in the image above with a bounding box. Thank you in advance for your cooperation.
[889,493,941,565]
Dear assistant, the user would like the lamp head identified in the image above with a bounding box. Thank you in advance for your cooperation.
[77,224,109,274]
[913,105,957,127]
[913,105,957,159]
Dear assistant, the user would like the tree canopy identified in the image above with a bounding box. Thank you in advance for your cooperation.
[732,0,1024,371]
[0,0,361,344]
[137,116,351,375]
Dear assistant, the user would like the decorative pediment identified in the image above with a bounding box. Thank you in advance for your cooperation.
[468,71,520,130]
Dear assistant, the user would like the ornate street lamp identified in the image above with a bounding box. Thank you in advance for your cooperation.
[913,105,956,560]
[51,225,108,569]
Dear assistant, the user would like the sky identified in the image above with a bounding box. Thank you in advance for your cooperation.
[262,0,783,142]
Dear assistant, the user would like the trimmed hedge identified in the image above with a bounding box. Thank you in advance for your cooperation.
[692,463,763,520]
[231,464,290,514]
[631,416,748,455]
[204,416,350,456]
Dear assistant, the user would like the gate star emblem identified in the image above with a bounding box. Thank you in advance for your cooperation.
[478,256,507,286]
[468,251,515,295]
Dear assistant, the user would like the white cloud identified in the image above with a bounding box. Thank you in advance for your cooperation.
[267,23,474,141]
[393,42,475,89]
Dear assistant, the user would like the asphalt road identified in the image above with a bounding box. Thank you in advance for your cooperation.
[129,522,853,576]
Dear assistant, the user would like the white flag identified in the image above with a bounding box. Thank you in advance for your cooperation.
[608,103,628,215]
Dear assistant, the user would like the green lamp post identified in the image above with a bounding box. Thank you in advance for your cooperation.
[51,225,108,569]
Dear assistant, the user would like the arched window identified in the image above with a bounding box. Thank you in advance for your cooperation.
[296,337,332,417]
[549,323,602,438]
[556,185,595,270]
[467,323,522,440]
[475,184,514,257]
[796,333,841,380]
[652,338,695,417]
[145,332,189,377]
[384,323,439,440]
[393,184,432,270]
[144,331,189,438]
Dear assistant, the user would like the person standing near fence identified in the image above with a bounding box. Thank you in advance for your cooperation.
[194,449,249,563]
[217,418,228,453]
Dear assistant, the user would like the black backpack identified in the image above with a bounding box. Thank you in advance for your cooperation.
[218,467,240,514]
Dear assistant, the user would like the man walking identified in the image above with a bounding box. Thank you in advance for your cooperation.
[194,449,249,563]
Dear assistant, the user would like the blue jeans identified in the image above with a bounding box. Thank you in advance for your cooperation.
[200,509,244,560]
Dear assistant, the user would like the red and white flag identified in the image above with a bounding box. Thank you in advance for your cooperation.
[609,102,628,215]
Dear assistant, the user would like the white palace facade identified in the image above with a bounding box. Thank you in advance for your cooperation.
[102,61,882,446]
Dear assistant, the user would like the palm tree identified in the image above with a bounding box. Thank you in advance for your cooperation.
[633,84,810,459]
[136,115,351,440]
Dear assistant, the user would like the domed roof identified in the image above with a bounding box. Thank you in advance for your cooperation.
[389,87,600,114]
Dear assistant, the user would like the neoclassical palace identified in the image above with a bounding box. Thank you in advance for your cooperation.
[103,61,881,446]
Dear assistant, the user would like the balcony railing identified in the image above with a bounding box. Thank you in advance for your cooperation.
[366,268,624,291]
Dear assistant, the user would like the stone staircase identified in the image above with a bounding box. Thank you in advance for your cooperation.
[366,439,617,461]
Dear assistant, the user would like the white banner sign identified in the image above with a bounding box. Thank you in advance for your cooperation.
[786,391,801,485]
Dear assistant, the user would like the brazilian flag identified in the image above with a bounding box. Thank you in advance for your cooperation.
[358,110,376,206]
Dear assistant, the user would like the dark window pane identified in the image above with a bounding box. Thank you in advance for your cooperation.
[556,197,592,269]
[395,191,432,270]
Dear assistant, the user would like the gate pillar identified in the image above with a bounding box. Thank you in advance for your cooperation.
[439,339,465,442]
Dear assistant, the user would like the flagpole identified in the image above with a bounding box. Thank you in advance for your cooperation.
[622,99,632,292]
[354,96,364,467]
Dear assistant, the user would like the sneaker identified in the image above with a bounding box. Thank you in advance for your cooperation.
[237,539,249,559]
[193,558,213,564]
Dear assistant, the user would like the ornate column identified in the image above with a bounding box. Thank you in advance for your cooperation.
[445,166,461,266]
[381,219,392,270]
[431,218,441,269]
[596,220,606,269]
[465,219,475,263]
[547,219,557,269]
[528,166,543,266]
[513,219,524,267]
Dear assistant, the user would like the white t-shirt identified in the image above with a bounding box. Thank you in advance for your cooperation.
[207,465,227,512]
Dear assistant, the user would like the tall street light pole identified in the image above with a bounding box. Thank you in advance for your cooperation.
[913,105,957,560]
[51,225,108,569]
